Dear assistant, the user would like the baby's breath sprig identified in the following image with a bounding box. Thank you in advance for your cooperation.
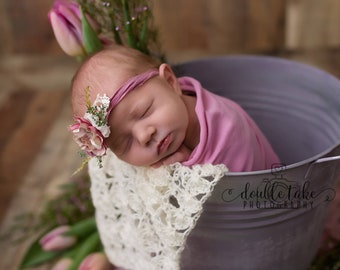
[86,103,107,127]
[84,86,109,128]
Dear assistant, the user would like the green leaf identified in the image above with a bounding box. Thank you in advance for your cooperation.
[19,232,63,269]
[80,6,102,55]
[67,231,101,270]
[63,217,97,238]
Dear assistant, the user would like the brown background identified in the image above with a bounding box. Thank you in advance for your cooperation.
[2,0,340,65]
[1,0,340,269]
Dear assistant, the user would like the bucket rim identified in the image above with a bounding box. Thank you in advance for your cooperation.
[225,142,340,176]
[175,54,340,83]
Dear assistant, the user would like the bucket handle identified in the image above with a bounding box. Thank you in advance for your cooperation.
[305,155,340,179]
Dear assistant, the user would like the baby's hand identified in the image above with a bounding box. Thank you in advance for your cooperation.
[151,144,191,168]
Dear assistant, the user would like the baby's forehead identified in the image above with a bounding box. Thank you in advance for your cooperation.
[79,56,129,92]
[72,57,131,115]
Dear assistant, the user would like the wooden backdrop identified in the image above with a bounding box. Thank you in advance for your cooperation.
[1,0,340,59]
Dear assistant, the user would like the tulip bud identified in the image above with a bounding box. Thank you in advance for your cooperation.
[39,225,77,251]
[51,258,73,270]
[78,252,112,270]
[48,0,99,57]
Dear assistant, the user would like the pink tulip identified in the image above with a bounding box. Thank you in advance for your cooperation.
[78,252,112,270]
[51,258,73,270]
[48,0,98,57]
[39,225,76,251]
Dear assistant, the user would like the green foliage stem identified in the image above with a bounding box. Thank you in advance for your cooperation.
[121,0,137,49]
[67,231,101,270]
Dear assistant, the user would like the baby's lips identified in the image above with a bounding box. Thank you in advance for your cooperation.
[157,134,172,156]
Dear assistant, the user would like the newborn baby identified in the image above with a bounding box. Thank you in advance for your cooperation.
[70,45,279,172]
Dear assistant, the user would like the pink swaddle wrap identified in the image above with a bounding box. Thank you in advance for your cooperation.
[179,76,280,172]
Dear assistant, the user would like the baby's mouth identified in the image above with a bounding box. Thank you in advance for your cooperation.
[157,134,171,156]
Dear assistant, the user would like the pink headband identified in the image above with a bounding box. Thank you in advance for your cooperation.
[106,69,159,120]
[69,68,159,159]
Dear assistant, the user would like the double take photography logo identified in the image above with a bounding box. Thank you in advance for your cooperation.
[221,164,336,209]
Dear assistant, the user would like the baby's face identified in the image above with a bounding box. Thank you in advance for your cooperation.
[105,71,190,166]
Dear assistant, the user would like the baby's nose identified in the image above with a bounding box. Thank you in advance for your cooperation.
[134,125,156,146]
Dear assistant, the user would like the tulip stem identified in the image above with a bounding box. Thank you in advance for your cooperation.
[138,7,150,55]
[63,216,97,238]
[67,231,101,270]
[121,0,137,49]
[109,13,123,45]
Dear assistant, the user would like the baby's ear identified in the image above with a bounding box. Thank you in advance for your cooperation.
[158,63,181,94]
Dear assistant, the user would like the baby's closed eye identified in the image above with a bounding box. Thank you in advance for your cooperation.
[139,101,153,119]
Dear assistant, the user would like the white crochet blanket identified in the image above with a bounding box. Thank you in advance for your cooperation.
[89,150,227,270]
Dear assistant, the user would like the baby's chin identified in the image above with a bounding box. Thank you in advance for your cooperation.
[149,158,167,168]
[150,146,191,168]
[148,152,175,168]
[117,155,163,168]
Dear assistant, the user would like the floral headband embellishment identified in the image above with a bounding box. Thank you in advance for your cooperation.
[70,90,110,158]
[69,68,159,170]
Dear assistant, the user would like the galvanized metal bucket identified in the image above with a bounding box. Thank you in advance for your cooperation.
[174,56,340,270]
